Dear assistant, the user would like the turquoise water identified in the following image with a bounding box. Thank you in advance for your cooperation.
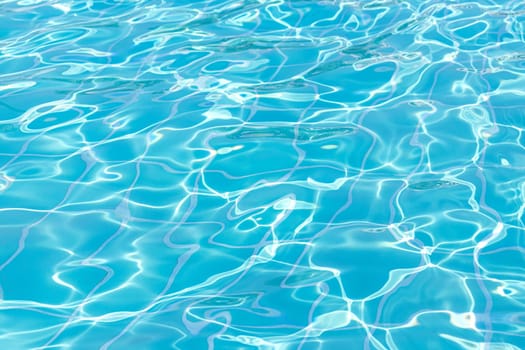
[1,0,525,349]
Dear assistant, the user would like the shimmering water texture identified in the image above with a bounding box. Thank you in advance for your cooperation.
[1,0,525,349]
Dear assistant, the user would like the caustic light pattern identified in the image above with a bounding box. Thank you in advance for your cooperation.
[0,0,525,349]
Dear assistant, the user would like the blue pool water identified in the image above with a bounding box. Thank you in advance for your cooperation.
[1,1,525,349]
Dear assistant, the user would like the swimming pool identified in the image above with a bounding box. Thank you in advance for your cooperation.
[0,0,524,349]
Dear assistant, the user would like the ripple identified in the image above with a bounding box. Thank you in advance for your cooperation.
[408,180,460,191]
[226,125,355,142]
